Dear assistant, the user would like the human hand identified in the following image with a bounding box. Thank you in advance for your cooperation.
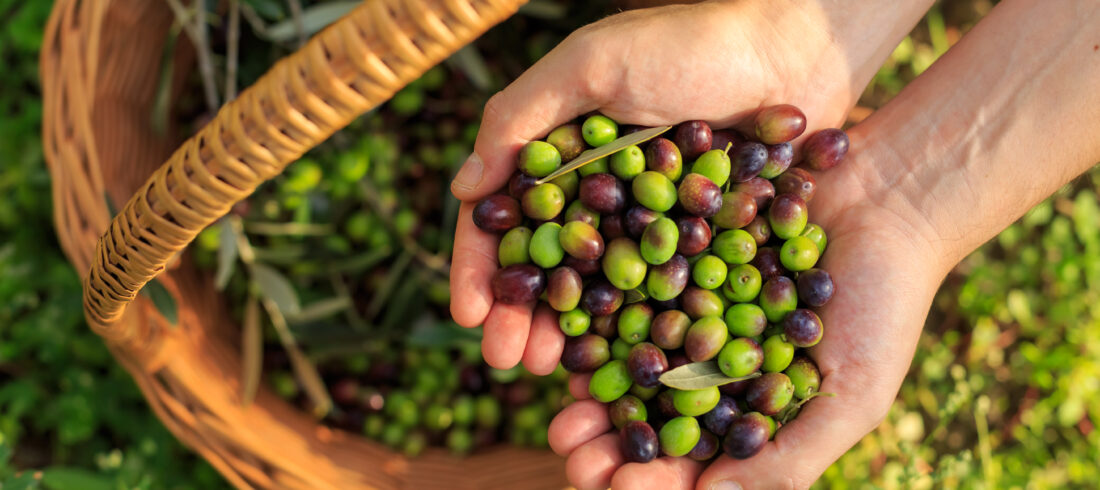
[450,0,930,372]
[544,132,952,488]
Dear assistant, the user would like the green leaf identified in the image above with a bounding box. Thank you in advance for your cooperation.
[407,321,483,349]
[251,262,301,316]
[518,0,568,19]
[624,288,648,304]
[243,0,285,20]
[658,362,760,390]
[141,280,178,326]
[214,219,238,290]
[285,296,351,324]
[263,1,359,42]
[536,125,673,184]
[41,468,113,490]
[446,46,493,92]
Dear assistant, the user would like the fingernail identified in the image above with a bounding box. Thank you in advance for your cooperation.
[708,481,743,490]
[452,153,484,192]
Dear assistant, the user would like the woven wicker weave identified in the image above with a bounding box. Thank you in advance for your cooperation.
[40,0,570,488]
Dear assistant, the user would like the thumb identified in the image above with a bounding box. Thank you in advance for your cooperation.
[450,39,602,201]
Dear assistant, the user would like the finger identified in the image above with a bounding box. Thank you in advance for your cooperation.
[547,398,616,455]
[695,372,889,490]
[548,399,612,456]
[610,457,703,490]
[450,202,498,327]
[568,373,594,400]
[450,39,602,201]
[566,433,624,490]
[481,302,534,369]
[522,304,566,375]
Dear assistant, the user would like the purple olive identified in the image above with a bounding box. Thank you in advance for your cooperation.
[473,195,522,233]
[730,177,775,211]
[712,191,757,230]
[754,104,807,145]
[579,173,627,214]
[730,142,768,183]
[677,174,723,218]
[600,213,628,241]
[491,264,546,304]
[627,342,669,388]
[582,280,624,316]
[676,216,712,256]
[796,268,835,307]
[645,138,684,181]
[508,172,538,201]
[675,120,713,161]
[773,167,816,203]
[802,128,849,171]
[625,205,665,239]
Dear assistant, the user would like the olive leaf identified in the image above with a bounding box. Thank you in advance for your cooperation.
[624,288,648,304]
[285,296,352,325]
[536,125,673,184]
[658,361,760,390]
[214,218,238,290]
[263,1,359,42]
[252,262,301,316]
[141,279,178,327]
[240,295,262,406]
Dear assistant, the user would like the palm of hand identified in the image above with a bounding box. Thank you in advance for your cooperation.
[448,3,943,487]
[550,164,947,489]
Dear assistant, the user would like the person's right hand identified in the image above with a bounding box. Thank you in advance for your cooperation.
[449,0,928,373]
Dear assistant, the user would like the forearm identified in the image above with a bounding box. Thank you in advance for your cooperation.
[855,0,1100,270]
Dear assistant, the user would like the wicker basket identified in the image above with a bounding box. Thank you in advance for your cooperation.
[40,0,571,488]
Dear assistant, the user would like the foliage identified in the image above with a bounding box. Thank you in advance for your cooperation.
[1,0,1097,488]
[0,1,224,488]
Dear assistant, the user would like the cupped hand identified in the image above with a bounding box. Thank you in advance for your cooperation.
[450,0,866,373]
[545,126,954,488]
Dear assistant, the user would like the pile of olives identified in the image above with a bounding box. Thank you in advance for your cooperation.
[473,105,846,462]
[269,343,571,457]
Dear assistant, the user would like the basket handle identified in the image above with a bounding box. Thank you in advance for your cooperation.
[83,0,526,338]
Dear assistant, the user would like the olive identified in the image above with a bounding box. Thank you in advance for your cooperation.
[518,140,562,177]
[589,359,632,403]
[632,171,678,213]
[712,191,757,230]
[754,104,807,144]
[645,138,683,181]
[498,226,533,267]
[675,120,713,160]
[640,217,680,265]
[491,264,545,304]
[611,145,647,180]
[522,183,566,221]
[559,221,605,260]
[547,123,585,161]
[603,237,648,290]
[547,266,584,311]
[684,316,729,362]
[579,173,627,214]
[473,194,522,233]
[802,128,849,171]
[626,342,668,388]
[678,173,723,218]
[583,115,619,147]
[561,334,610,372]
[650,309,692,350]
